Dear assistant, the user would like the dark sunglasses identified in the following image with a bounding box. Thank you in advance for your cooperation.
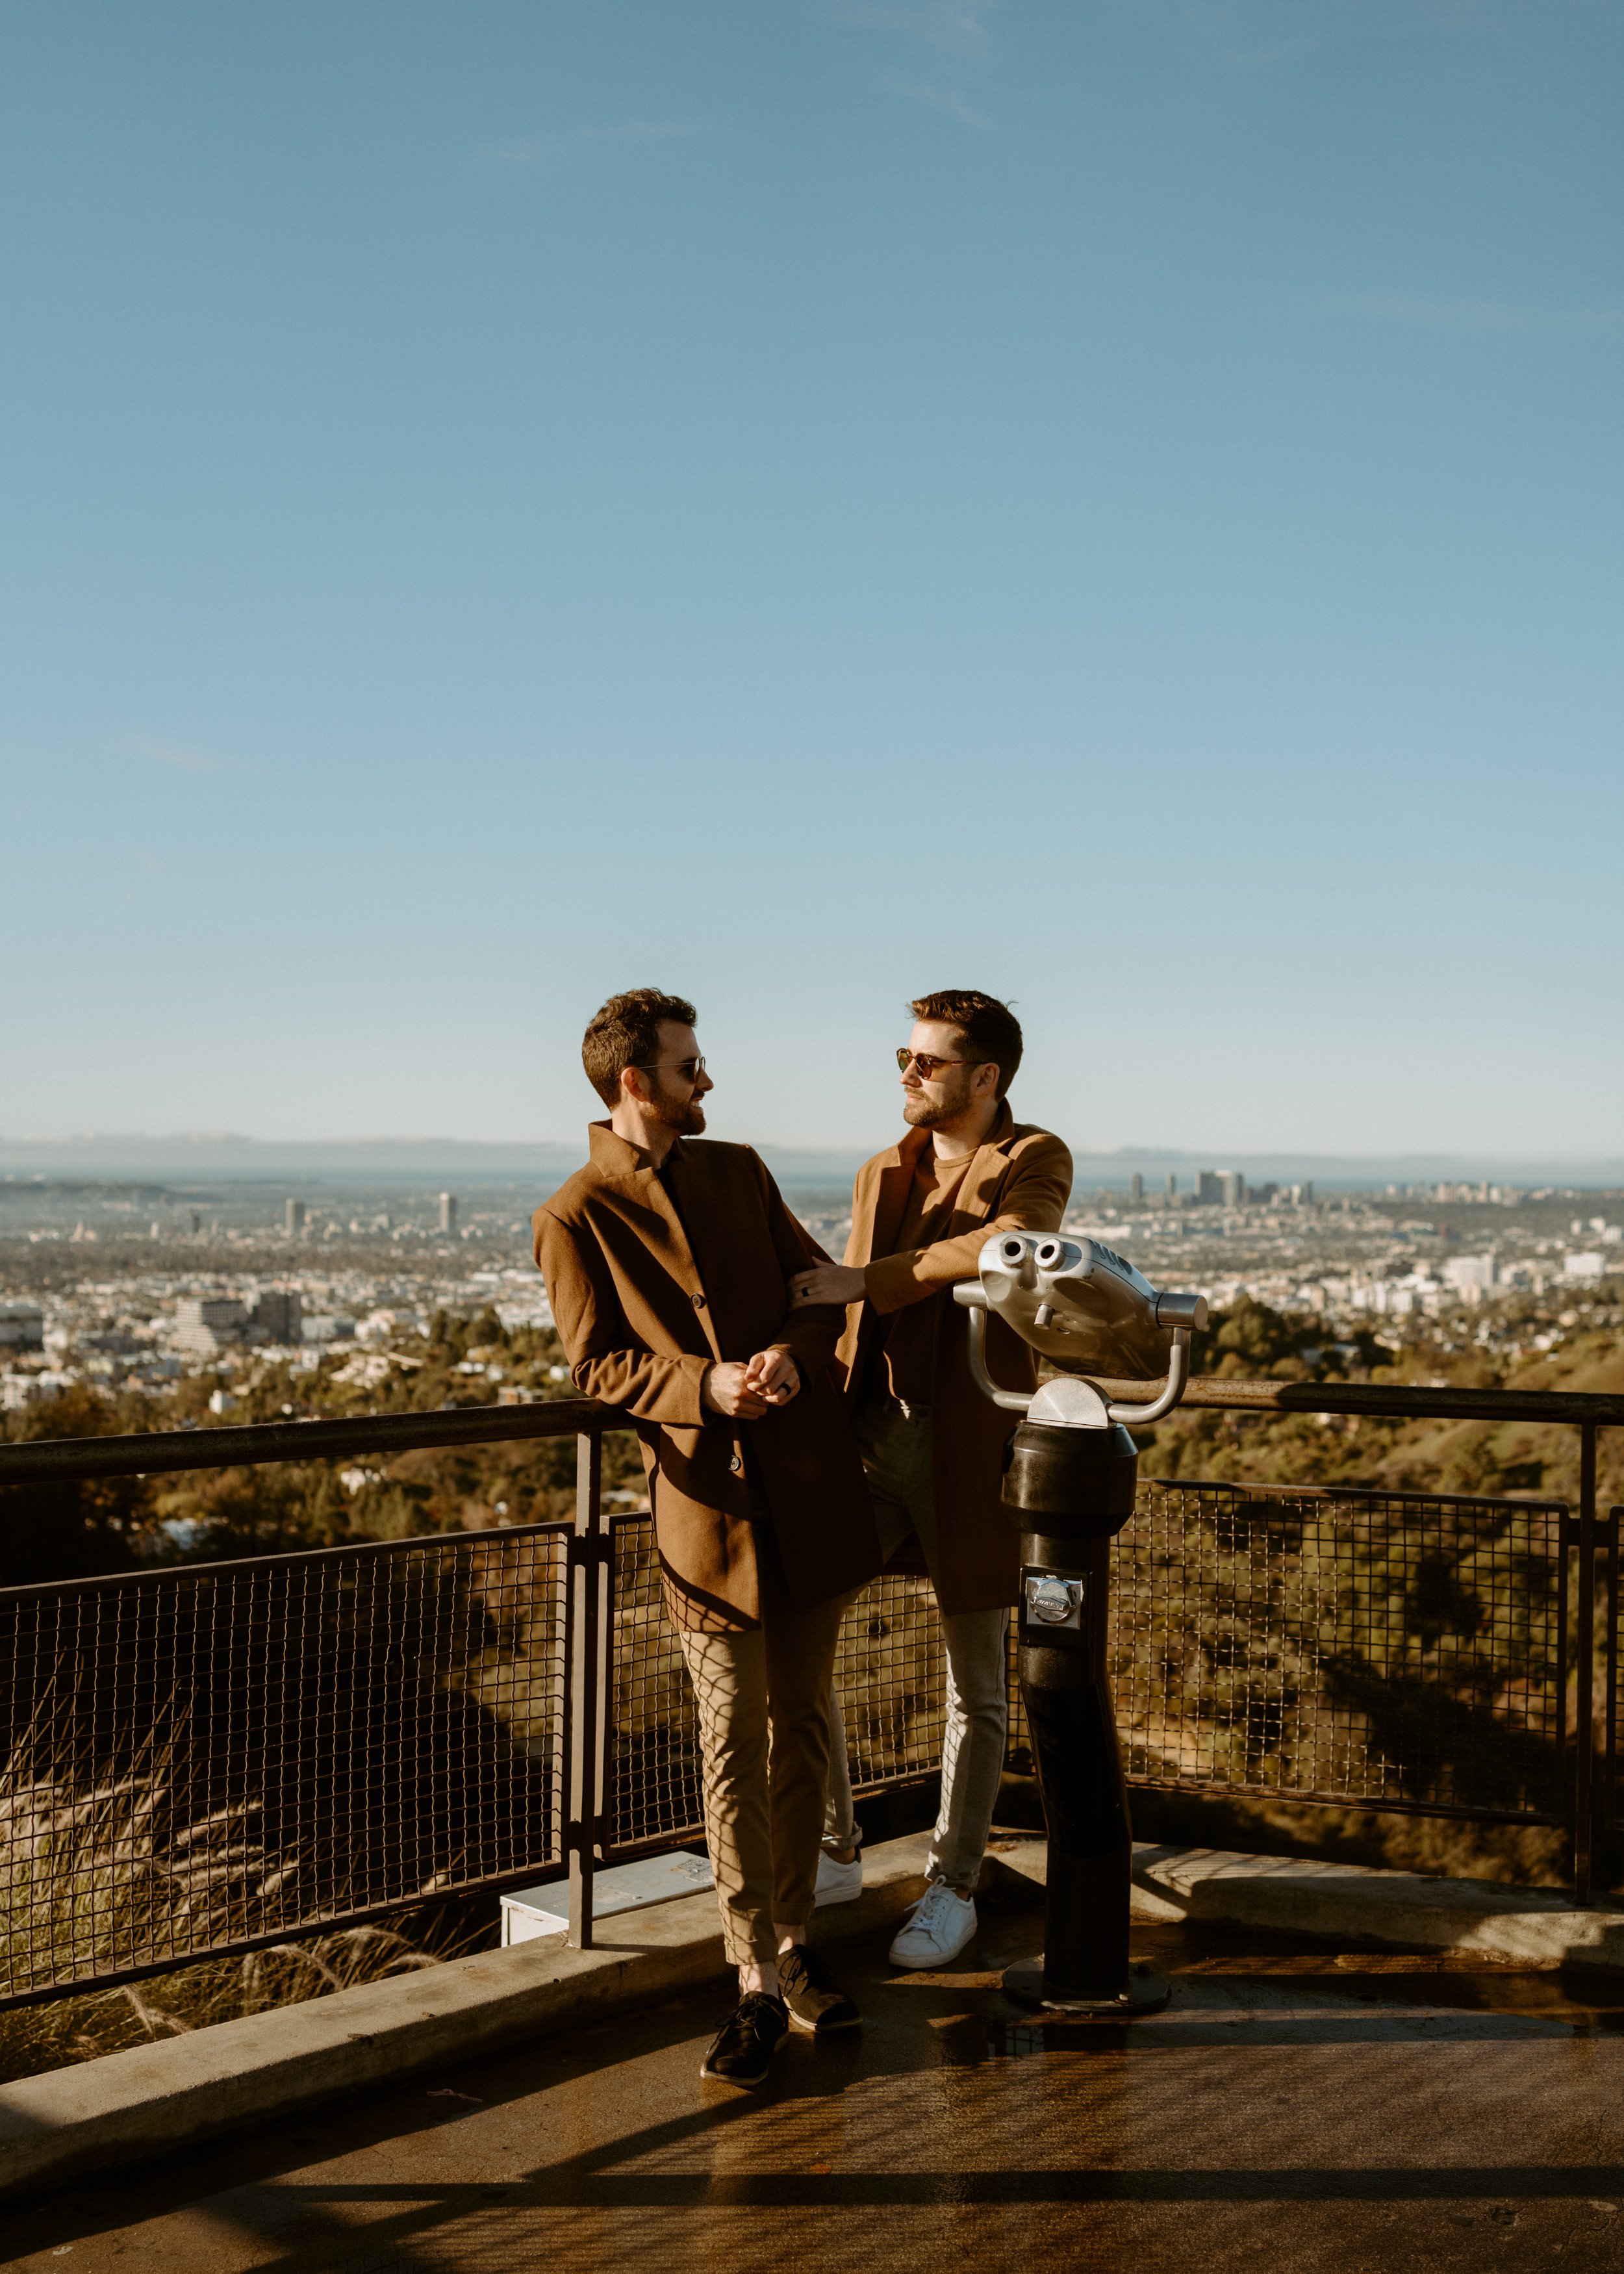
[635,1055,706,1083]
[896,1048,978,1077]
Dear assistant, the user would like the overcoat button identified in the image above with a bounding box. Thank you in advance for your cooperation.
[692,1292,706,1309]
[729,1454,743,1475]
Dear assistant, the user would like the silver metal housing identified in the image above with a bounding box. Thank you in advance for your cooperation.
[975,1231,1202,1381]
[952,1229,1210,1430]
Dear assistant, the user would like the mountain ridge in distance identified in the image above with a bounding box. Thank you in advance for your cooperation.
[3,1133,1622,1190]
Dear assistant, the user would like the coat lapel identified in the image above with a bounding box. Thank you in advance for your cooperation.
[585,1123,722,1363]
[846,1132,924,1270]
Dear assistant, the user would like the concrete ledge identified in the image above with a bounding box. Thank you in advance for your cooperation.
[0,1831,935,2206]
[1132,1843,1624,1968]
[983,1835,1624,1967]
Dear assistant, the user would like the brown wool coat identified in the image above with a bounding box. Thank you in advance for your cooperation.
[533,1124,880,1633]
[836,1106,1073,1615]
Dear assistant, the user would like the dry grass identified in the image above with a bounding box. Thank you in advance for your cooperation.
[0,1921,451,2086]
[0,1716,474,2086]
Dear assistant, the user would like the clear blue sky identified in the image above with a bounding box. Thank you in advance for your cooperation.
[3,1,1619,1159]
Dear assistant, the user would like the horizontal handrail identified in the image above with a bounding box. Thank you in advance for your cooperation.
[0,1394,622,1488]
[1074,1372,1624,1429]
[3,1374,1621,1492]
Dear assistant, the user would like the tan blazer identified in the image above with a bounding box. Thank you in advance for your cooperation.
[534,1124,879,1632]
[835,1106,1072,1614]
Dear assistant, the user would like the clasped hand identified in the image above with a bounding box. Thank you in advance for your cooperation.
[702,1348,800,1420]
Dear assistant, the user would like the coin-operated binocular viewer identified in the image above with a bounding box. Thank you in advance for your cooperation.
[954,1234,1207,2015]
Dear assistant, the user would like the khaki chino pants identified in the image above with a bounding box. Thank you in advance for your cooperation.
[678,1561,848,1967]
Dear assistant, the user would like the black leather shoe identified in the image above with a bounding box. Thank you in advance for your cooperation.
[778,1945,861,2033]
[699,1991,790,2088]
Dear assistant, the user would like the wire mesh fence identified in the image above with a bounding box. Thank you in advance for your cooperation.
[1006,1481,1569,1824]
[0,1466,1588,2008]
[0,1524,570,2005]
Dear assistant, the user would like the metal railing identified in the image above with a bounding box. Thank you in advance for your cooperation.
[0,1372,1619,2010]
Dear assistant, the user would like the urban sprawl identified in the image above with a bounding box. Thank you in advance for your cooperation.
[2,1170,1620,1414]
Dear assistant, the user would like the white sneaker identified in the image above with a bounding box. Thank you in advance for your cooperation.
[887,1882,977,1969]
[814,1849,863,1907]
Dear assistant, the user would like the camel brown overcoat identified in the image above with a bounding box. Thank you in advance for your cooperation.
[835,1106,1072,1615]
[534,1123,880,1633]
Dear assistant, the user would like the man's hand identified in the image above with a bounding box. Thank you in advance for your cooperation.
[742,1348,800,1408]
[789,1263,866,1309]
[702,1362,769,1420]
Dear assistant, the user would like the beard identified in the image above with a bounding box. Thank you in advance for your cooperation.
[646,1084,707,1136]
[902,1076,972,1130]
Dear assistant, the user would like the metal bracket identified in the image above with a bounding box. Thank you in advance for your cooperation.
[955,1283,1191,1430]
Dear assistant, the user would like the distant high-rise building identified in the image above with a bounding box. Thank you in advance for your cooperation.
[1129,1173,1143,1207]
[1564,1252,1606,1283]
[1218,1170,1245,1208]
[0,1305,44,1350]
[285,1199,306,1237]
[1196,1171,1222,1206]
[174,1297,249,1359]
[250,1290,304,1344]
[188,1210,201,1236]
[439,1192,458,1234]
[1165,1173,1178,1200]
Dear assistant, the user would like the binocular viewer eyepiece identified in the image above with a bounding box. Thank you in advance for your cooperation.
[953,1229,1208,1431]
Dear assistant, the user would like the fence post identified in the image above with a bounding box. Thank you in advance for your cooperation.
[1573,1424,1598,1906]
[567,1429,609,1948]
[1605,1506,1619,1835]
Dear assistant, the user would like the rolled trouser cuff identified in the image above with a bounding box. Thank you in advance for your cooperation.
[718,1900,782,1968]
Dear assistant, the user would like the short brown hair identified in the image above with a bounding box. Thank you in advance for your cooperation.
[910,990,1023,1099]
[582,988,698,1108]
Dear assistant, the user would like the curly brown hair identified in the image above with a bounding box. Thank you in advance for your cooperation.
[581,988,698,1108]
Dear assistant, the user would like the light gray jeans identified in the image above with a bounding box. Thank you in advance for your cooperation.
[823,1396,1009,1894]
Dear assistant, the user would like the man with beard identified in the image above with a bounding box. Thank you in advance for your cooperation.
[789,991,1071,1967]
[533,988,880,2089]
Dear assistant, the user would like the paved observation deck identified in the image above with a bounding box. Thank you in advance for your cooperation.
[10,1883,1624,2273]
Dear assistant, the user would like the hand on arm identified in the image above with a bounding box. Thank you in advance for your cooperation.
[788,1262,867,1308]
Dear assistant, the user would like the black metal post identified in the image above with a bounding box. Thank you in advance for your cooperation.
[1574,1424,1598,1905]
[567,1430,607,1949]
[1605,1507,1619,1836]
[998,1419,1168,2017]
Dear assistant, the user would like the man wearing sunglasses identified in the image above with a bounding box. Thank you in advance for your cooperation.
[534,988,880,2090]
[788,990,1071,1967]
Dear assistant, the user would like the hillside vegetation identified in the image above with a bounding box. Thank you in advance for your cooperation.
[1141,1294,1624,1515]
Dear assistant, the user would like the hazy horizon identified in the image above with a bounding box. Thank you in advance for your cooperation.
[6,1128,1624,1192]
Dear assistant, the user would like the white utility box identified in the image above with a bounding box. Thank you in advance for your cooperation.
[500,1849,715,1945]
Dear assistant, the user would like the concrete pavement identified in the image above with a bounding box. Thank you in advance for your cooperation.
[8,1889,1624,2272]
